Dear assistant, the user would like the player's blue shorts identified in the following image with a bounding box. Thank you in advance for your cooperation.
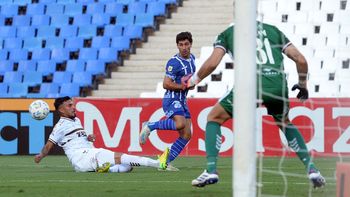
[162,99,191,119]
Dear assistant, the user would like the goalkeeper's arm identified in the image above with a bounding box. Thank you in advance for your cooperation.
[283,44,308,88]
[187,47,226,87]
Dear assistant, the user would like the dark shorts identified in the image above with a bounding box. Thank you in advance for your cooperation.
[162,99,191,119]
[219,88,289,122]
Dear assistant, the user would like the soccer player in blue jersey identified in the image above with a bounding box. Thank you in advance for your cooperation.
[139,32,196,170]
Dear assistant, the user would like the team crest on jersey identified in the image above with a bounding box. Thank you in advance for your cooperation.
[168,66,173,72]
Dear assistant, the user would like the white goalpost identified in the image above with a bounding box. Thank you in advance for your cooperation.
[233,0,257,196]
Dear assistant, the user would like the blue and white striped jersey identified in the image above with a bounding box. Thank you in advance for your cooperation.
[164,53,196,101]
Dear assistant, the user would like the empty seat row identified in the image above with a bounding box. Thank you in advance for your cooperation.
[0,82,82,98]
[0,36,131,51]
[0,60,106,76]
[0,1,167,17]
[0,13,156,28]
[0,24,143,40]
[0,47,120,62]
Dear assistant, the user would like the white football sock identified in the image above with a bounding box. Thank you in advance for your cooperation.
[109,164,133,173]
[120,154,159,168]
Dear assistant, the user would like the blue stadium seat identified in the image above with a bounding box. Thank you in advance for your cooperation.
[86,3,105,14]
[50,14,70,27]
[0,0,13,6]
[123,25,143,39]
[116,13,135,26]
[13,0,31,5]
[117,0,133,5]
[16,26,36,38]
[57,0,76,4]
[86,60,106,76]
[77,0,95,3]
[60,83,80,97]
[31,48,51,61]
[23,38,43,50]
[1,5,19,17]
[147,2,166,16]
[12,15,31,26]
[111,36,130,51]
[92,13,111,26]
[79,48,98,60]
[8,83,28,98]
[31,15,50,26]
[3,71,23,83]
[0,15,4,27]
[92,36,110,48]
[72,72,92,86]
[37,26,57,38]
[99,0,116,3]
[46,4,64,15]
[51,48,70,62]
[135,13,154,27]
[98,47,118,62]
[4,38,23,49]
[65,37,84,50]
[0,39,3,49]
[40,83,60,95]
[26,4,46,15]
[64,3,83,16]
[37,60,56,76]
[45,37,65,49]
[78,25,97,38]
[104,25,123,37]
[0,61,14,74]
[128,2,147,14]
[66,60,85,72]
[0,50,8,61]
[0,26,16,38]
[159,0,177,5]
[59,25,78,37]
[73,14,92,26]
[0,83,8,95]
[18,60,36,72]
[26,93,46,98]
[23,71,43,86]
[53,71,72,84]
[46,93,61,98]
[105,2,124,15]
[9,49,28,61]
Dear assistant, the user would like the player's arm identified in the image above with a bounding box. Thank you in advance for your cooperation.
[34,140,54,164]
[163,75,186,91]
[283,44,308,88]
[283,43,309,100]
[187,47,226,87]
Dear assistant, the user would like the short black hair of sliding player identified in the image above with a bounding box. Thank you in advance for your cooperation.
[176,31,193,44]
[54,96,72,110]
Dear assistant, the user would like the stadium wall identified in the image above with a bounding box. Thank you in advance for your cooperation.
[0,98,349,156]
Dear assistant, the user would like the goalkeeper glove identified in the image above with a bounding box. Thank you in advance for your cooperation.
[291,84,309,101]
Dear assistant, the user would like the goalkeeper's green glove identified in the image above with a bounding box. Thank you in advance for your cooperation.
[291,84,309,101]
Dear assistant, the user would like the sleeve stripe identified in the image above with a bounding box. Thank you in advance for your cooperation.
[282,42,292,53]
[48,138,57,145]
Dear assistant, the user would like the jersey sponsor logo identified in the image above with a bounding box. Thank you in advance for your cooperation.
[261,68,279,76]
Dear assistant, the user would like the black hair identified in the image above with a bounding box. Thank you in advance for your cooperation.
[54,96,71,110]
[176,31,192,44]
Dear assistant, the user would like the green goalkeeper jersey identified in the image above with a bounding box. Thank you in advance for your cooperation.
[214,21,291,91]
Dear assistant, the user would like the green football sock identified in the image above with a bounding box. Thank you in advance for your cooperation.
[284,124,311,168]
[205,121,222,173]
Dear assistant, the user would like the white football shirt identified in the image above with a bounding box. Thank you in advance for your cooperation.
[49,117,93,158]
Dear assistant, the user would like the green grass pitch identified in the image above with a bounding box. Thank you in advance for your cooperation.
[0,155,348,197]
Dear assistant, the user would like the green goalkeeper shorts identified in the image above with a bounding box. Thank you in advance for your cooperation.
[218,88,290,122]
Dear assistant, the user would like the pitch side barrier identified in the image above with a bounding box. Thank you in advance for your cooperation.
[0,98,349,156]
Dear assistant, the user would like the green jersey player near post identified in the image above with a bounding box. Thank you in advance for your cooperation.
[187,21,326,188]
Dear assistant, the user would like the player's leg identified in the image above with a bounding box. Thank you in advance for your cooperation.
[192,90,232,187]
[139,100,183,144]
[265,93,325,188]
[114,149,170,170]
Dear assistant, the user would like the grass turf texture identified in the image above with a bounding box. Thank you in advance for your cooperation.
[0,155,347,197]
